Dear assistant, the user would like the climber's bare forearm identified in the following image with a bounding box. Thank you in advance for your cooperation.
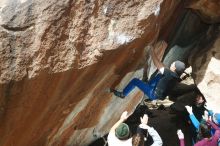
[150,46,165,69]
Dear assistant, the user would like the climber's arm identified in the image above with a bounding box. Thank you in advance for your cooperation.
[109,111,129,134]
[150,41,167,72]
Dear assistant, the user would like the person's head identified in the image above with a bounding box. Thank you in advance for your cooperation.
[132,133,144,146]
[197,123,211,140]
[194,90,206,107]
[213,113,220,126]
[115,123,130,140]
[170,60,185,75]
[132,127,152,146]
[195,94,205,107]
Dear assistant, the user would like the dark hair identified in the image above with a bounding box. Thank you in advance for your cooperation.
[132,127,153,146]
[132,133,144,146]
[194,89,206,104]
[197,123,211,140]
[195,88,205,98]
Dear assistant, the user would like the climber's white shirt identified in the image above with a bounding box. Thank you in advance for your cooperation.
[107,132,132,146]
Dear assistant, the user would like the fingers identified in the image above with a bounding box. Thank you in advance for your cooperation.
[143,114,148,121]
[203,111,209,121]
[120,111,129,120]
[122,111,128,116]
[160,40,168,48]
[185,105,191,110]
[143,114,148,118]
[177,129,184,139]
[185,105,189,108]
[140,114,148,125]
[177,129,182,134]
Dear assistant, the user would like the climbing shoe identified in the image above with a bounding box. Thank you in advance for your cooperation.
[110,88,125,98]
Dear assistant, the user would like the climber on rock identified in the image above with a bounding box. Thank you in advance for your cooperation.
[110,41,186,101]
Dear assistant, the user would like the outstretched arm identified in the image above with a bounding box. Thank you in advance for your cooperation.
[150,41,167,71]
[207,120,220,130]
[148,127,163,146]
[185,106,200,130]
[177,130,185,146]
[109,111,129,134]
[139,114,163,146]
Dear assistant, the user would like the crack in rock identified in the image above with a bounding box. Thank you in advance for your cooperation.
[1,23,33,31]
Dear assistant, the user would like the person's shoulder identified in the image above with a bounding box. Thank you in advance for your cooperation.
[107,131,116,140]
[165,68,180,79]
[107,132,132,146]
[107,132,118,146]
[163,68,174,75]
[108,138,132,146]
[163,67,172,72]
[125,138,132,146]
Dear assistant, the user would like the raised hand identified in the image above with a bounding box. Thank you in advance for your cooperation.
[120,111,129,121]
[177,129,184,139]
[140,114,148,125]
[202,111,209,121]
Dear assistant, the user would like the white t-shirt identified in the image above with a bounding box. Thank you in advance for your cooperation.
[107,132,132,146]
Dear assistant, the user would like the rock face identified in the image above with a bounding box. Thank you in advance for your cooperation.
[0,0,181,146]
[187,0,220,23]
[189,26,220,112]
[0,0,175,83]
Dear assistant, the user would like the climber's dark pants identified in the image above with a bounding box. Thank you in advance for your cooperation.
[122,74,162,100]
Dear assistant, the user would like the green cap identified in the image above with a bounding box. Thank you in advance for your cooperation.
[115,123,130,139]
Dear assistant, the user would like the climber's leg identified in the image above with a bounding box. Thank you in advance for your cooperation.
[122,78,158,100]
[148,73,162,87]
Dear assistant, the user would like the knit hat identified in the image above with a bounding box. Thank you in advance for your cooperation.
[174,60,185,75]
[115,123,130,139]
[213,113,220,125]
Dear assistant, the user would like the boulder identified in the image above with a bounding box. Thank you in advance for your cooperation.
[0,0,181,145]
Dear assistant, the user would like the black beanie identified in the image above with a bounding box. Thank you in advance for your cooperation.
[174,60,185,75]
